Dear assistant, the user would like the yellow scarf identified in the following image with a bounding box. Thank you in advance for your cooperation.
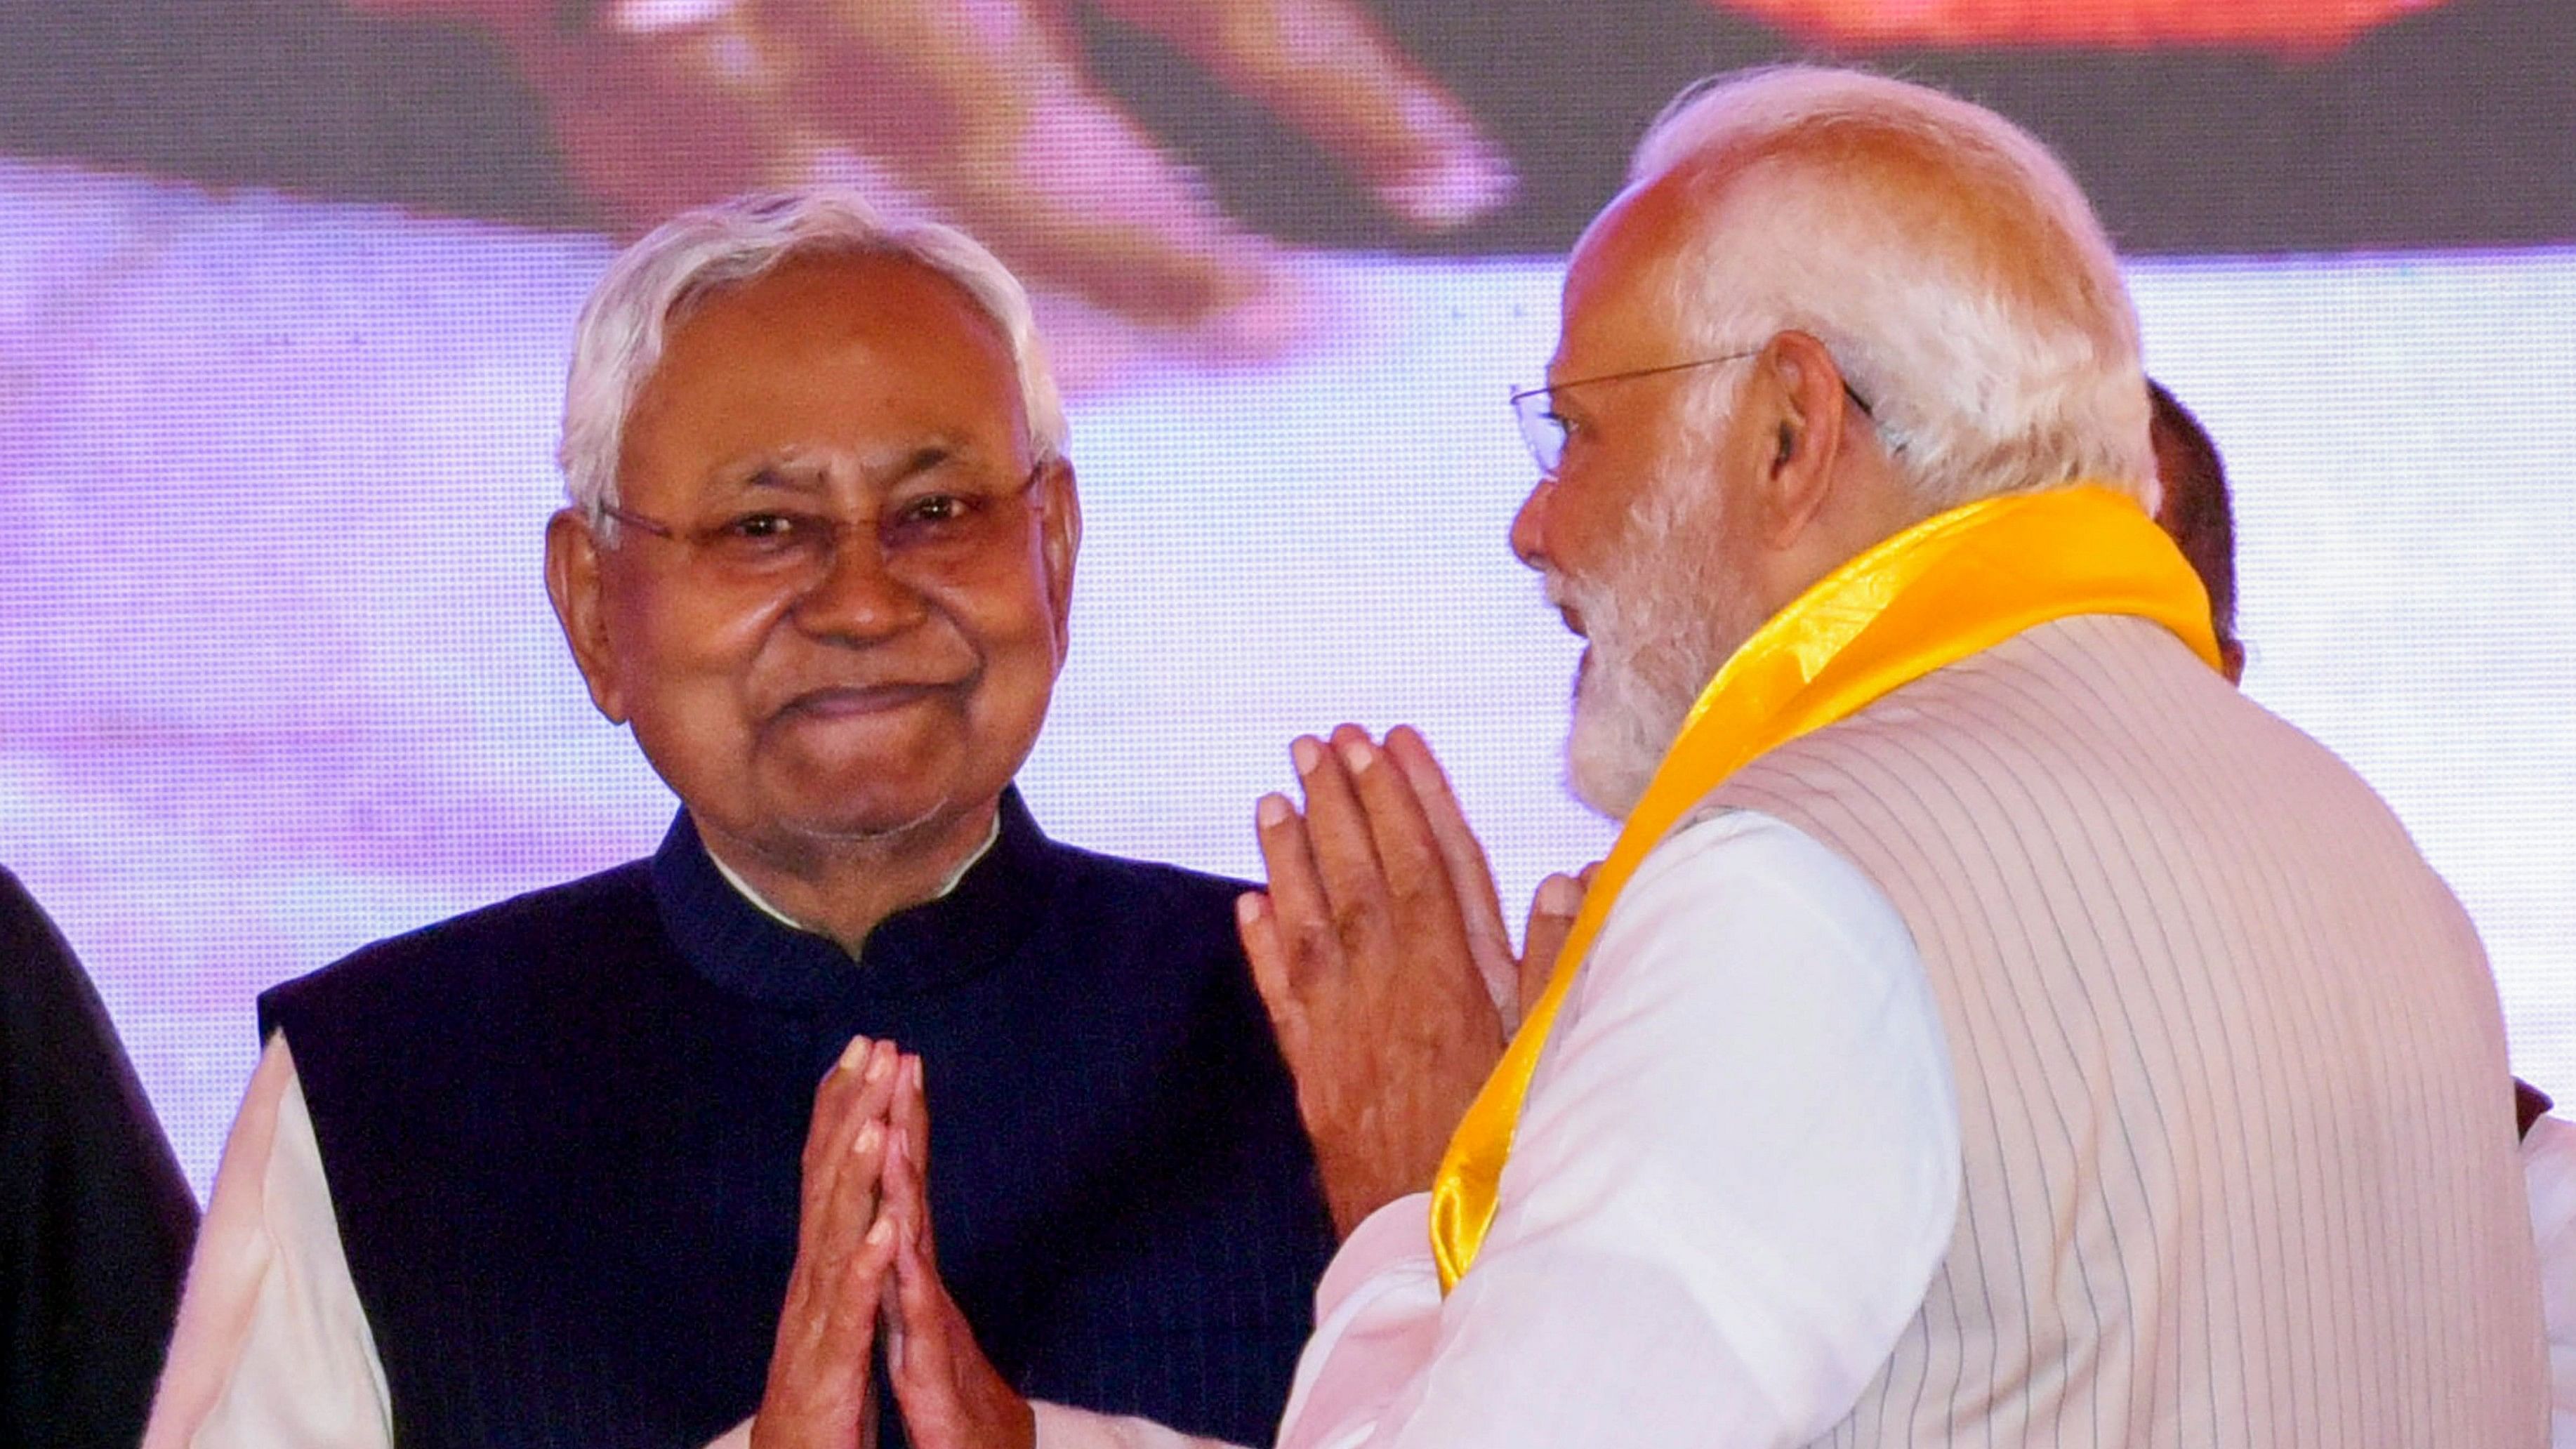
[1428,484,2224,1290]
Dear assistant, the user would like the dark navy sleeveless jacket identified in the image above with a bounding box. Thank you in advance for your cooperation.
[261,790,1335,1449]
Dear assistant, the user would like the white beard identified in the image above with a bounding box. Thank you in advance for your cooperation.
[1550,477,1766,821]
[1558,581,1700,819]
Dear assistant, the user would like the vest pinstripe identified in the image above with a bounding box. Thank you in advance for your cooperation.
[1705,613,2547,1448]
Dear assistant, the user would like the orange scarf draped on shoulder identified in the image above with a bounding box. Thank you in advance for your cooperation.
[1429,484,2225,1290]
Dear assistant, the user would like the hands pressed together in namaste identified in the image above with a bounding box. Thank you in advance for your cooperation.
[1239,724,1588,1237]
[748,1038,1033,1449]
[752,724,1590,1446]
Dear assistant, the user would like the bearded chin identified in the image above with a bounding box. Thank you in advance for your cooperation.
[1565,633,1703,821]
[1554,524,1717,822]
[1559,555,1771,821]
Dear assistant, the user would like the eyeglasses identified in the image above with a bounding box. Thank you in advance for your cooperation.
[1508,349,1879,476]
[597,459,1050,592]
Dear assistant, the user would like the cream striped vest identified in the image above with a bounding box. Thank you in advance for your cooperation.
[1707,613,2547,1448]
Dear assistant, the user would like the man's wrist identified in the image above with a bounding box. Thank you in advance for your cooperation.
[1316,1147,1419,1239]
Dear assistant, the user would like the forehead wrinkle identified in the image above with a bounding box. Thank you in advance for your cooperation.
[712,433,995,494]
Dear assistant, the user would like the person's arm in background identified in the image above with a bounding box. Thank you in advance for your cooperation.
[3,866,202,1449]
[348,0,1512,361]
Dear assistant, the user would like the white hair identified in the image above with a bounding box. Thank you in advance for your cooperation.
[1627,66,2155,512]
[557,188,1069,528]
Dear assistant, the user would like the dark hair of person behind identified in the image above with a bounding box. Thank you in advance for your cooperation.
[2148,380,2240,670]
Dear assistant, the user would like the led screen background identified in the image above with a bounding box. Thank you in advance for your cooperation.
[1,0,2570,1196]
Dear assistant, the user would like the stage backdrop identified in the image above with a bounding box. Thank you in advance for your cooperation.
[2,0,2570,1196]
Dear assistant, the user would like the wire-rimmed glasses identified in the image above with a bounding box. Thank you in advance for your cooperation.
[1509,350,1877,475]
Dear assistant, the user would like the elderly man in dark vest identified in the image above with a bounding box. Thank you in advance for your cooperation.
[145,190,1335,1449]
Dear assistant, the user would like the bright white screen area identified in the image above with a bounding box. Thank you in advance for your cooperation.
[1,162,2569,1195]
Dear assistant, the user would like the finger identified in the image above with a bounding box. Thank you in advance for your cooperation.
[880,1130,953,1396]
[892,1056,937,1261]
[892,1210,950,1377]
[799,1036,877,1230]
[1517,873,1585,1031]
[872,1113,912,1371]
[810,1042,901,1261]
[1094,0,1515,230]
[1331,729,1484,1006]
[1382,725,1514,1010]
[1292,729,1406,976]
[1236,890,1309,1047]
[878,1130,922,1378]
[880,1122,925,1245]
[531,13,809,233]
[824,1211,899,1359]
[1253,786,1342,995]
[814,1100,892,1282]
[803,0,1295,335]
[779,1173,894,1422]
[805,1034,873,1157]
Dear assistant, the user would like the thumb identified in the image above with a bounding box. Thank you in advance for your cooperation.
[1515,873,1584,1031]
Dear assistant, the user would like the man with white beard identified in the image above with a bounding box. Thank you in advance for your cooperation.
[866,64,2548,1448]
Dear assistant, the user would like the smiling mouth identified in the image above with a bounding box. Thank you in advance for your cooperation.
[773,682,965,722]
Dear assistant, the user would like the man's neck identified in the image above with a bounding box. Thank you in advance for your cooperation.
[699,798,1005,955]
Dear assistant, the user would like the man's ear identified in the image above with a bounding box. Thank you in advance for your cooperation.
[544,508,630,725]
[1746,330,1854,549]
[1036,458,1081,661]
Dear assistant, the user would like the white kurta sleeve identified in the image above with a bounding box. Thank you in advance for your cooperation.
[144,1034,392,1449]
[1272,809,1962,1449]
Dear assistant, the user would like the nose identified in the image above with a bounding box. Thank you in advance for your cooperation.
[1509,475,1554,572]
[791,531,930,642]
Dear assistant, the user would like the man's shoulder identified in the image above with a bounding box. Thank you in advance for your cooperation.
[260,858,662,1034]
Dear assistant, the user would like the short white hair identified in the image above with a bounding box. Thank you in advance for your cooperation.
[1628,66,2155,512]
[558,188,1069,527]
